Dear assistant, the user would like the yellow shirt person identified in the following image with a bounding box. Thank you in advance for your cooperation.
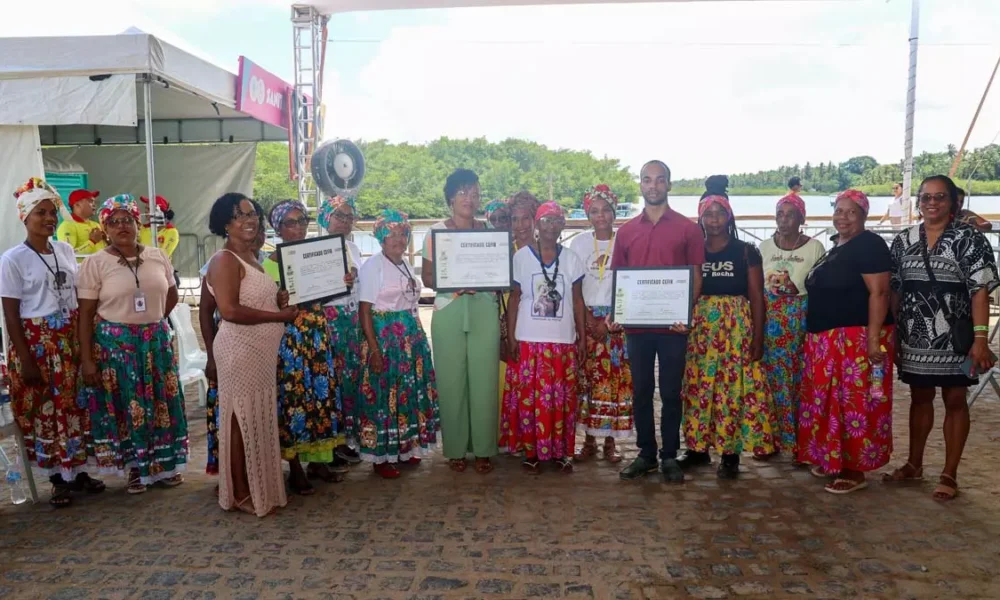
[55,189,105,261]
[139,195,180,257]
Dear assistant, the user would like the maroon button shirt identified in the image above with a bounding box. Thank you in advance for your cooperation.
[611,206,705,333]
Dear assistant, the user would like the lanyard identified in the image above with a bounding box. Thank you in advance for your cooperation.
[24,241,64,288]
[593,233,614,282]
[112,247,141,288]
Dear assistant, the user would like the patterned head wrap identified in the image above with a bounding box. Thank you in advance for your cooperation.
[14,177,61,222]
[269,200,307,229]
[483,198,510,230]
[317,196,356,231]
[835,189,870,215]
[98,194,141,229]
[535,201,565,221]
[582,184,619,213]
[373,208,411,244]
[697,195,733,220]
[776,193,807,219]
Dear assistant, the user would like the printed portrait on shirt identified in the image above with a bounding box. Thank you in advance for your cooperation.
[531,273,566,319]
[764,255,804,295]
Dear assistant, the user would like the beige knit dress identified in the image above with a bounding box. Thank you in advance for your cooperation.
[209,250,287,517]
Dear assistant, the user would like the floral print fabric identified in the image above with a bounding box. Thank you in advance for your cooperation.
[357,310,439,463]
[762,292,809,454]
[500,342,579,461]
[797,325,895,473]
[577,306,633,438]
[276,303,341,462]
[85,319,188,484]
[324,305,362,445]
[6,310,94,478]
[682,295,777,456]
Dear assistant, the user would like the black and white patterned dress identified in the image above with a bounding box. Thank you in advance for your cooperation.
[889,222,999,386]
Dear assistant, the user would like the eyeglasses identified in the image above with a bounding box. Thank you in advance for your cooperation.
[282,217,312,228]
[919,192,949,204]
[333,212,356,223]
[232,209,258,220]
[489,214,512,227]
[105,217,135,228]
[538,216,565,226]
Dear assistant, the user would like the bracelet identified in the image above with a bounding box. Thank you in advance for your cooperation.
[973,325,990,332]
[974,333,988,339]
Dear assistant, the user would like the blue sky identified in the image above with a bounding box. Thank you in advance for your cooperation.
[6,0,1000,178]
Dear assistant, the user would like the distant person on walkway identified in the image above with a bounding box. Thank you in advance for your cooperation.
[879,182,911,226]
[317,195,364,468]
[501,201,587,473]
[758,193,825,459]
[569,185,633,464]
[611,160,704,483]
[206,193,296,516]
[954,187,993,233]
[787,177,803,195]
[2,178,105,507]
[56,189,105,261]
[266,200,342,493]
[139,195,179,258]
[78,194,187,494]
[681,176,776,479]
[798,190,895,495]
[421,170,500,474]
[358,209,439,477]
[884,175,998,501]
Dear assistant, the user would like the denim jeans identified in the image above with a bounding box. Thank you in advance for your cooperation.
[625,332,688,462]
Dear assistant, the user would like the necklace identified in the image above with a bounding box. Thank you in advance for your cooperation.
[592,231,614,282]
[388,256,418,300]
[24,241,68,292]
[536,243,561,291]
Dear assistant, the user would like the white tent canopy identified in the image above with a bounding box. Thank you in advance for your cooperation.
[299,0,793,14]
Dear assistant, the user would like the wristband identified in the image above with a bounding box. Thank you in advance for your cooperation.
[974,333,988,339]
[973,325,989,332]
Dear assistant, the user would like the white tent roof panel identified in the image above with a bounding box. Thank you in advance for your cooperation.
[299,0,776,15]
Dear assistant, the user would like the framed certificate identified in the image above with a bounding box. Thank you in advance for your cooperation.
[431,229,513,293]
[611,267,694,328]
[277,234,350,306]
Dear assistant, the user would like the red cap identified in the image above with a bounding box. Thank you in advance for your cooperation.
[140,195,170,212]
[68,189,100,206]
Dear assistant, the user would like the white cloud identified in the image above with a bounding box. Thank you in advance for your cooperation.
[323,0,1000,177]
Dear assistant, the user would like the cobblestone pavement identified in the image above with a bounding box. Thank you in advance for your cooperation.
[2,310,999,600]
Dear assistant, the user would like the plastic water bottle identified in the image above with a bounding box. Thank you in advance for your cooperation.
[5,446,28,505]
[870,344,886,401]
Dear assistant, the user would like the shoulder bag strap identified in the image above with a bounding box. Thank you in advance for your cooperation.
[918,229,954,323]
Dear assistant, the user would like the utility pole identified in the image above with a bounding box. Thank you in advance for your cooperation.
[548,174,554,202]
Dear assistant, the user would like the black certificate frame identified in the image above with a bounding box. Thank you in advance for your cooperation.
[277,233,351,306]
[431,228,514,293]
[610,266,695,328]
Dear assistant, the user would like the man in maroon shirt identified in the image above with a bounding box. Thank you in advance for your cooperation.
[610,160,704,483]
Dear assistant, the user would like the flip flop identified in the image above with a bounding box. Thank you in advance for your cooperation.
[474,458,494,475]
[825,478,868,495]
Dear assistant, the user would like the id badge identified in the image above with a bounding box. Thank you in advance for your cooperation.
[133,290,148,313]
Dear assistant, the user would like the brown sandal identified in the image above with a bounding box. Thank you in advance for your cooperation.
[448,459,467,473]
[933,474,959,501]
[474,458,494,475]
[881,461,924,483]
[825,477,868,495]
[603,439,622,464]
[575,440,598,461]
[233,495,256,515]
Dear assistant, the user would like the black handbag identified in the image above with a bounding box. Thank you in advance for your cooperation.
[919,234,974,355]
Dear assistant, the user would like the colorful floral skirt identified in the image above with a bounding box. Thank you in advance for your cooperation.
[682,296,777,456]
[325,304,361,446]
[762,293,808,454]
[6,310,94,478]
[277,303,341,462]
[205,381,219,475]
[797,325,895,473]
[578,306,633,438]
[500,341,579,461]
[85,319,188,484]
[358,309,439,463]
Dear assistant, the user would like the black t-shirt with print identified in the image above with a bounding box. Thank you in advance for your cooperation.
[701,239,762,298]
[805,230,895,333]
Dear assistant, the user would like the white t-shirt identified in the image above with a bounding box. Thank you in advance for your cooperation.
[0,241,79,319]
[512,245,585,344]
[325,240,364,311]
[358,251,420,313]
[568,230,615,308]
[888,196,911,220]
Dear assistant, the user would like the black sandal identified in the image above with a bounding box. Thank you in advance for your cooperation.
[288,477,316,496]
[70,473,106,494]
[306,463,338,483]
[49,484,73,508]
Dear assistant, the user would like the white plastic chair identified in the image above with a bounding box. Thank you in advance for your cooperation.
[169,303,209,407]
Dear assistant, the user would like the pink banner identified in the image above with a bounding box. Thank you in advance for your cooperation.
[236,56,291,130]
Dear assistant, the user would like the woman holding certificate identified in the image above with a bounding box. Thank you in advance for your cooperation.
[359,210,439,478]
[420,169,500,475]
[568,185,633,462]
[798,189,894,495]
[501,201,587,473]
[266,200,342,493]
[680,178,776,479]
